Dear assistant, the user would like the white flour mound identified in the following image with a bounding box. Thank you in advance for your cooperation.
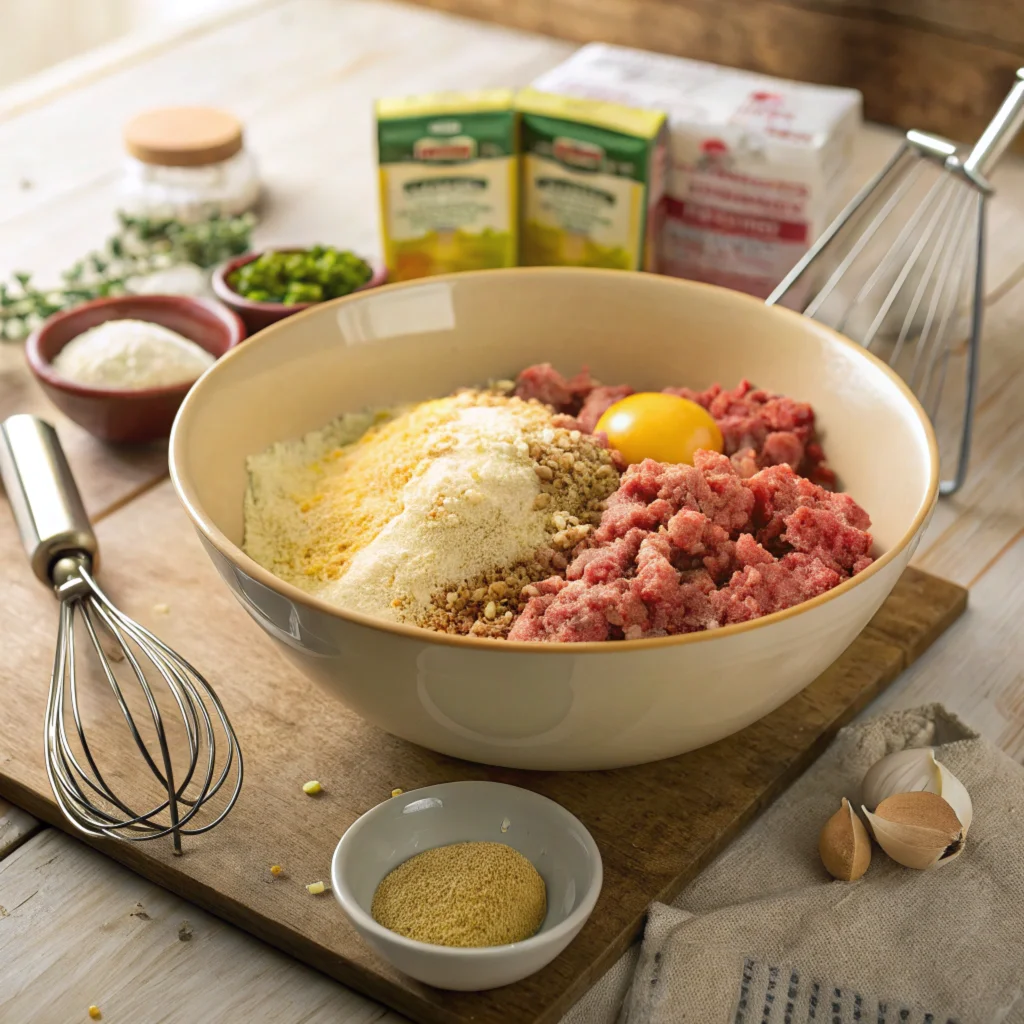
[320,404,547,620]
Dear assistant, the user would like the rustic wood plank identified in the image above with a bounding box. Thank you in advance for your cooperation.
[0,800,38,861]
[0,477,965,1024]
[395,0,1024,150]
[875,534,1024,759]
[911,275,1024,586]
[807,0,1024,48]
[0,0,574,280]
[0,0,285,119]
[0,829,407,1024]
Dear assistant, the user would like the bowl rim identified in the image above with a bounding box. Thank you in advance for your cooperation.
[211,247,387,315]
[26,293,246,400]
[170,266,940,655]
[330,780,604,959]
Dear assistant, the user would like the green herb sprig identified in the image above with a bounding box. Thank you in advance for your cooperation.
[0,211,256,341]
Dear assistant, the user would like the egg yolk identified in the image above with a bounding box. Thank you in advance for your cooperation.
[595,392,724,466]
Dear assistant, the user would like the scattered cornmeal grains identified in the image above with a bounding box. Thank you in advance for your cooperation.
[371,841,546,947]
[391,788,404,798]
[306,881,327,895]
[270,864,283,877]
[302,780,322,795]
[88,1007,102,1020]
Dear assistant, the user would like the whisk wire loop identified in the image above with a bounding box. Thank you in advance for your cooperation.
[43,561,242,853]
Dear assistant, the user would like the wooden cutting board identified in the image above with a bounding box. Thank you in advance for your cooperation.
[0,480,966,1024]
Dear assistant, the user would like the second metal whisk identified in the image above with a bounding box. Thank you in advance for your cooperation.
[768,70,1024,495]
[0,414,242,853]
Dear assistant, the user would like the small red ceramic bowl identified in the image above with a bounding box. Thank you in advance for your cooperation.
[212,248,387,334]
[26,294,245,444]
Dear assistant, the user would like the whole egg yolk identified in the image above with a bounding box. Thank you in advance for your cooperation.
[595,392,724,466]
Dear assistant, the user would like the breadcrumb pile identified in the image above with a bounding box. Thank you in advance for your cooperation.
[371,842,546,947]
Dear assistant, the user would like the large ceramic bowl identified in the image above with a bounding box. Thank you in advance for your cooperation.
[169,269,938,770]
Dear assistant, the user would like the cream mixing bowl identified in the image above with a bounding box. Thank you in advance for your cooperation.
[169,268,937,770]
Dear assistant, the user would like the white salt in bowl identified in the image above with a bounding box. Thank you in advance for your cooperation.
[330,781,603,990]
[170,267,938,769]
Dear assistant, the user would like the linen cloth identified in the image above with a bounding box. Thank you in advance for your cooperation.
[562,705,1024,1024]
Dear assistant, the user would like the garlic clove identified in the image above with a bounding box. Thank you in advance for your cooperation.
[819,797,872,881]
[860,747,973,834]
[863,791,964,870]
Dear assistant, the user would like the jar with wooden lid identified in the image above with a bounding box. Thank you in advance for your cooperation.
[120,106,260,222]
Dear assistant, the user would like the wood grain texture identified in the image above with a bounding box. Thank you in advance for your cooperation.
[0,829,406,1024]
[395,0,1024,149]
[912,278,1024,587]
[0,800,38,860]
[0,479,965,1024]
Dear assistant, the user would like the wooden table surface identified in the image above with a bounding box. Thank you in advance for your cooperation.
[0,1,1021,1021]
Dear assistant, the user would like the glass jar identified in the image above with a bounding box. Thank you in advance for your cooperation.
[120,106,260,223]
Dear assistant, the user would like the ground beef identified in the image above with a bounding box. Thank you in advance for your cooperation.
[514,364,836,487]
[513,364,596,414]
[505,394,874,643]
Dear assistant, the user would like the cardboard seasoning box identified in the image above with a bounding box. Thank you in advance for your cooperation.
[533,44,862,299]
[375,90,518,281]
[515,87,668,272]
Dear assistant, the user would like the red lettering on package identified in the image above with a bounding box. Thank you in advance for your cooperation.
[665,198,808,243]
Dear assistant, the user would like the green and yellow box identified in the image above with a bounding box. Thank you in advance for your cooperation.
[516,88,667,271]
[375,90,518,281]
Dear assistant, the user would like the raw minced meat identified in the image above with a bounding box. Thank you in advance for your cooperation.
[508,364,874,644]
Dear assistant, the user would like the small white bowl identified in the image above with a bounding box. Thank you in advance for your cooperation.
[330,780,603,991]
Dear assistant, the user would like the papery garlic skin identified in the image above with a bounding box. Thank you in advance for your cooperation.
[863,791,964,870]
[861,748,973,833]
[934,758,973,833]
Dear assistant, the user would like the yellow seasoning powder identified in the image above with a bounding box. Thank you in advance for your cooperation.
[371,841,546,947]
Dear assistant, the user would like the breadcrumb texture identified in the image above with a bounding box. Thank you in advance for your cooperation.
[371,841,547,947]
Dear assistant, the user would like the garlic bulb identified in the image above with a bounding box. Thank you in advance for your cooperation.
[861,747,973,833]
[819,797,871,881]
[863,791,965,869]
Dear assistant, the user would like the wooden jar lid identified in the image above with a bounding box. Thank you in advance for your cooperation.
[124,107,244,167]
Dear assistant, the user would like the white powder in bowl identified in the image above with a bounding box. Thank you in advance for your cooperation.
[319,404,549,621]
[52,318,215,389]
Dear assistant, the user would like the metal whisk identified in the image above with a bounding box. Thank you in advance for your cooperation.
[0,415,242,853]
[767,69,1024,496]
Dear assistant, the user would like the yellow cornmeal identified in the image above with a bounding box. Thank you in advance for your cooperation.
[371,842,547,947]
[249,390,554,586]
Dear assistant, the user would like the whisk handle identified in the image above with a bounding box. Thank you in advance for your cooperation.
[0,415,98,586]
[963,69,1024,178]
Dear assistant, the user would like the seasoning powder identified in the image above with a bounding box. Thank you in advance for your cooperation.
[371,842,547,947]
[516,87,667,272]
[376,90,518,281]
